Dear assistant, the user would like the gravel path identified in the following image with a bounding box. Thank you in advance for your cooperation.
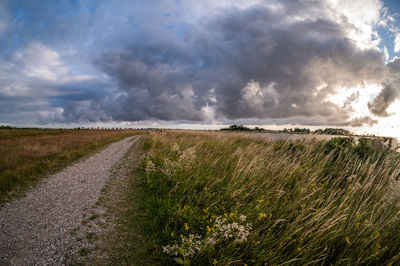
[0,135,139,265]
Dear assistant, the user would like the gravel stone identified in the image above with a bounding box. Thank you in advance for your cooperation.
[0,136,139,265]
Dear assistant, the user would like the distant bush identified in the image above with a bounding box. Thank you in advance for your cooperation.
[314,128,351,135]
[323,137,355,154]
[283,128,311,134]
[323,136,394,160]
[0,126,15,130]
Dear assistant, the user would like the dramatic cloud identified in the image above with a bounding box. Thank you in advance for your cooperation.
[349,116,379,127]
[1,0,400,129]
[93,0,387,126]
[368,83,400,116]
[367,58,400,117]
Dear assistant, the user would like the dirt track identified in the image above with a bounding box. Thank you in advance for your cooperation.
[0,136,139,265]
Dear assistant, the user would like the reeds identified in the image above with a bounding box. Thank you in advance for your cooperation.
[134,131,400,265]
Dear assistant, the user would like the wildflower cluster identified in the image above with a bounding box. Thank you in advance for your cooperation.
[144,159,157,173]
[162,213,252,263]
[208,215,252,244]
[143,143,196,179]
[162,234,203,259]
[180,147,196,165]
[161,158,177,177]
[171,143,181,154]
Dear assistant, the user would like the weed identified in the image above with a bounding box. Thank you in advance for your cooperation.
[89,214,99,221]
[78,248,91,256]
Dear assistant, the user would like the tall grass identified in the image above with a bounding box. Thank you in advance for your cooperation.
[132,131,400,265]
[0,129,138,202]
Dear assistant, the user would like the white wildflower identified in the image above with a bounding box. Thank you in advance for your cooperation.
[171,143,181,154]
[207,215,252,245]
[163,213,251,261]
[161,158,177,177]
[180,147,196,163]
[207,237,217,245]
[145,159,157,173]
[162,234,204,259]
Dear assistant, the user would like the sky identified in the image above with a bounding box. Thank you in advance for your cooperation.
[1,0,400,136]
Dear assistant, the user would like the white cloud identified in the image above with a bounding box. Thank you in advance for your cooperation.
[394,33,400,53]
[240,80,279,113]
[327,0,384,50]
[384,45,389,62]
[13,42,93,83]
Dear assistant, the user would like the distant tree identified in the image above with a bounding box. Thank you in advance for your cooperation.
[221,125,252,131]
[0,126,14,130]
[292,128,311,134]
[314,128,350,136]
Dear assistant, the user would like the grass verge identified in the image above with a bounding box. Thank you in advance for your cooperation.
[125,131,400,265]
[99,136,164,265]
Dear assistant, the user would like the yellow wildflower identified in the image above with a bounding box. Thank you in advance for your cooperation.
[346,237,350,245]
[258,212,267,219]
[184,223,189,230]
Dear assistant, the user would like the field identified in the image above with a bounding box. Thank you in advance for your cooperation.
[115,131,400,265]
[0,128,138,203]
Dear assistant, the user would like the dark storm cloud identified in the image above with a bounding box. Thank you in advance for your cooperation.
[349,116,379,127]
[92,1,386,126]
[364,57,400,118]
[368,82,400,116]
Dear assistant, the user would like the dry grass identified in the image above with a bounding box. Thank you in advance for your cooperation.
[126,131,400,265]
[0,129,140,203]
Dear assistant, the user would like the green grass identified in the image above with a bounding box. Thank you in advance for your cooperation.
[97,136,164,265]
[124,131,400,265]
[0,129,139,204]
[89,214,100,221]
[79,247,91,256]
